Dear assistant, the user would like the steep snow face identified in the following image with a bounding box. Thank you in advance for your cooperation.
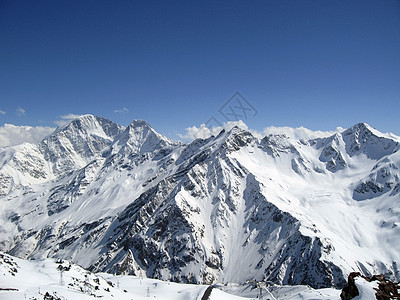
[313,133,348,172]
[112,120,177,155]
[353,151,400,200]
[40,114,124,176]
[230,126,400,285]
[0,117,399,290]
[0,117,180,262]
[0,115,124,197]
[341,123,399,159]
[89,135,341,287]
[0,143,52,196]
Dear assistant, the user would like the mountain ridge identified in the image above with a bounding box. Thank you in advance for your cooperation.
[0,115,399,288]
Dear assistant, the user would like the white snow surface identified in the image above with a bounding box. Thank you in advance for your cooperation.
[352,277,379,300]
[230,131,400,280]
[0,116,399,289]
[0,252,340,300]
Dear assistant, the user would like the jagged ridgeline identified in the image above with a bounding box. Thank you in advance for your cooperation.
[0,115,399,288]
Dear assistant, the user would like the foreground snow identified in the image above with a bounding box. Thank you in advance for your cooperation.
[0,252,341,299]
[352,277,379,300]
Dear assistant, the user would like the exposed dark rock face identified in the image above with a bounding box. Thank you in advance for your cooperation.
[373,275,400,300]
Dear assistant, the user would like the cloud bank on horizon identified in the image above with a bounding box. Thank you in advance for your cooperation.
[5,115,400,148]
[179,121,344,141]
[0,116,346,148]
[0,124,54,147]
[0,113,84,147]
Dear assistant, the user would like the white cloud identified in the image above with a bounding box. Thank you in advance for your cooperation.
[0,124,55,147]
[16,107,26,116]
[262,126,344,140]
[59,113,83,120]
[0,110,6,115]
[179,121,343,142]
[54,114,84,126]
[114,107,129,114]
[179,120,259,141]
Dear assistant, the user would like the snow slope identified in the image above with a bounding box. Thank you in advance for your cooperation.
[0,116,399,290]
[352,277,379,300]
[0,252,340,299]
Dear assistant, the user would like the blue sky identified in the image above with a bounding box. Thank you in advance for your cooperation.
[1,0,399,139]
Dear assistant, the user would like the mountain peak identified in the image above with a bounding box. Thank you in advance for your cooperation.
[74,113,97,120]
[227,125,246,135]
[128,119,150,128]
[341,122,398,159]
[51,114,121,136]
[112,120,174,155]
[343,122,374,136]
[218,126,255,152]
[55,113,94,128]
[40,115,124,175]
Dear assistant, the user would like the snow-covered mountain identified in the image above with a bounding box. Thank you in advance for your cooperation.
[0,115,399,290]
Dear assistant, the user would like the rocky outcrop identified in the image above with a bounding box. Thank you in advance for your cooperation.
[341,272,400,300]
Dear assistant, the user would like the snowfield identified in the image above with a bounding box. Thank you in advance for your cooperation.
[0,115,399,294]
[0,252,341,299]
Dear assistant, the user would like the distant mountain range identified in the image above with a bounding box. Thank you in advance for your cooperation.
[0,114,399,288]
